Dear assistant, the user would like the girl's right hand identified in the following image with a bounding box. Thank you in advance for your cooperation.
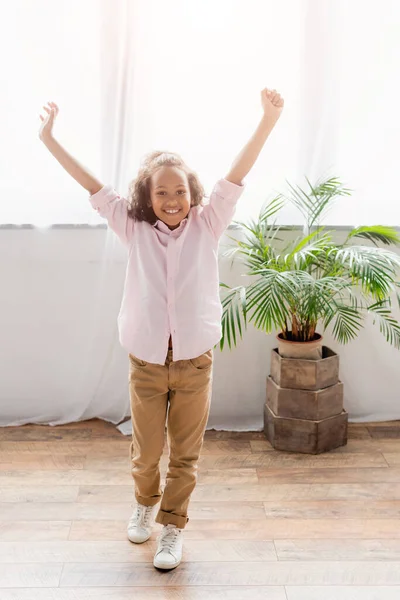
[39,101,59,141]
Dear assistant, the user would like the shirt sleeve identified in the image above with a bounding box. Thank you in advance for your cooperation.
[200,178,246,240]
[89,184,135,248]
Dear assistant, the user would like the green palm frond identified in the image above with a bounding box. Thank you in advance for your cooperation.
[220,283,248,351]
[334,246,400,298]
[221,240,242,260]
[258,193,286,223]
[346,225,400,246]
[230,217,259,236]
[282,229,333,270]
[244,271,300,332]
[283,176,351,231]
[224,219,284,272]
[368,300,400,349]
[330,303,364,343]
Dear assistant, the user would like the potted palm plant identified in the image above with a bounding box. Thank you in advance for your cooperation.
[219,176,400,454]
[220,175,400,356]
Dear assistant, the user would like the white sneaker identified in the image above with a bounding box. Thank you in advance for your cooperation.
[153,523,184,569]
[127,502,158,543]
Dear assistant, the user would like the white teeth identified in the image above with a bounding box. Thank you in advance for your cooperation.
[164,209,180,214]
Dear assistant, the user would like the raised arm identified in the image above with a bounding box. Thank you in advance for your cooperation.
[39,101,103,195]
[39,101,134,248]
[201,88,284,239]
[225,87,284,185]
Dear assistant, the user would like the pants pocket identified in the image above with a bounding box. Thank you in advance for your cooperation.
[188,349,213,371]
[129,354,148,368]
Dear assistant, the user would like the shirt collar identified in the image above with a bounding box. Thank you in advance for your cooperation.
[153,215,189,233]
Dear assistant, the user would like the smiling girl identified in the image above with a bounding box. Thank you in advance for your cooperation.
[39,87,284,570]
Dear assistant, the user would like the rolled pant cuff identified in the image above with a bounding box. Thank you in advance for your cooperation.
[155,509,189,529]
[135,493,162,507]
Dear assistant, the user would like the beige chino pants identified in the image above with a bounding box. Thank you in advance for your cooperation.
[128,347,213,529]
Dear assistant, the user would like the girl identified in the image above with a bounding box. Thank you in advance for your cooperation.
[38,87,284,570]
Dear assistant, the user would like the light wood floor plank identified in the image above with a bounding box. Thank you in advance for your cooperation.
[0,471,132,485]
[263,500,400,519]
[275,538,400,560]
[85,452,388,471]
[0,587,287,600]
[68,518,400,540]
[59,560,400,586]
[0,439,252,457]
[0,501,267,521]
[0,486,79,502]
[286,587,400,600]
[257,466,400,483]
[0,456,84,470]
[252,438,400,453]
[76,482,400,503]
[0,540,277,563]
[0,521,71,541]
[0,563,62,587]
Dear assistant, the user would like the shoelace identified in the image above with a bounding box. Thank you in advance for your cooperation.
[157,526,180,552]
[130,504,153,528]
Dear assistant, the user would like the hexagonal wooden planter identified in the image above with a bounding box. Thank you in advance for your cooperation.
[264,346,348,454]
[266,376,344,420]
[270,346,339,391]
[264,404,348,454]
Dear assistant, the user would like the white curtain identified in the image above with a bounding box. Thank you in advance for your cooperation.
[1,0,399,428]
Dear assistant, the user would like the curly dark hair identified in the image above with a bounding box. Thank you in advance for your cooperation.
[126,150,207,224]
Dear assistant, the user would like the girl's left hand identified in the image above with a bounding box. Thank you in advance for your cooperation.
[261,88,284,121]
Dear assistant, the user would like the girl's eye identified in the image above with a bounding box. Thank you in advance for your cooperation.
[157,190,186,195]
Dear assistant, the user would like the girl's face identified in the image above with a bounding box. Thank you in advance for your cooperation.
[150,166,191,230]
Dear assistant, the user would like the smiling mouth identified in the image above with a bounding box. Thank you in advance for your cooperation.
[163,209,181,215]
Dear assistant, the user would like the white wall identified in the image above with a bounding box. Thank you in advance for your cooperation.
[1,226,399,429]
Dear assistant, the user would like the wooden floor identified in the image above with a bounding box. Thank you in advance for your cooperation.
[1,419,400,599]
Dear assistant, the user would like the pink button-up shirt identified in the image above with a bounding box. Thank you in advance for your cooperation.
[89,178,246,365]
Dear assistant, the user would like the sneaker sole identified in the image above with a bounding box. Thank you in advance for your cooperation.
[153,557,181,570]
[127,529,152,544]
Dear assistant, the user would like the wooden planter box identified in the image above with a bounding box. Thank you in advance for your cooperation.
[267,376,344,420]
[264,346,348,454]
[271,346,339,391]
[264,404,348,454]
